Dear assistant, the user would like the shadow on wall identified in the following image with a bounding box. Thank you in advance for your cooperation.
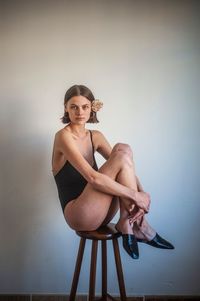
[0,97,50,289]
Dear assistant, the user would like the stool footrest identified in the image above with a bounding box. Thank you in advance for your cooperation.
[97,293,119,301]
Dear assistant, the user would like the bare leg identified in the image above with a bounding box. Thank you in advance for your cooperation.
[64,143,153,238]
[101,146,156,240]
[114,146,139,234]
[113,147,156,239]
[132,177,156,240]
[100,196,120,226]
[132,218,156,241]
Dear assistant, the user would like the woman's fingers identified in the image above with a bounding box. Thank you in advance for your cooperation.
[128,191,151,225]
[128,207,145,225]
[125,191,151,217]
[134,191,151,212]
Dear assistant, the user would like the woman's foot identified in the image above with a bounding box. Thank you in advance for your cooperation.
[121,234,139,259]
[137,233,175,249]
[132,218,174,249]
[115,221,139,259]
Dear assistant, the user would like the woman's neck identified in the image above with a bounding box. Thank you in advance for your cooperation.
[66,123,88,138]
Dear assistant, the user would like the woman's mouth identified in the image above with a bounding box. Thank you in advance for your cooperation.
[76,117,85,120]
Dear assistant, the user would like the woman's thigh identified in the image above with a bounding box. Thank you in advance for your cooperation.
[65,194,119,231]
[64,146,130,231]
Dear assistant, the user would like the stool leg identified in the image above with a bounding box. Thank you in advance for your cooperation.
[89,240,98,301]
[102,240,107,299]
[69,237,86,301]
[112,238,127,301]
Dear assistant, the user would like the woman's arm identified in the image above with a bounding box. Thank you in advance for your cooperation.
[56,130,148,209]
[92,130,112,160]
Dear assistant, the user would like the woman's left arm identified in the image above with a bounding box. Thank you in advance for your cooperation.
[92,130,112,160]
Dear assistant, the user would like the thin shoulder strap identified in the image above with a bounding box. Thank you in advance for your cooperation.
[89,130,98,169]
[89,130,95,153]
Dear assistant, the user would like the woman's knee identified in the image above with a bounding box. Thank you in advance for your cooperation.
[111,143,134,167]
[112,143,133,158]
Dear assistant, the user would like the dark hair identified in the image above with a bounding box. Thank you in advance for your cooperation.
[61,84,99,124]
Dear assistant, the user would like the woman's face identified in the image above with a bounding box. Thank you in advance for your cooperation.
[65,96,92,124]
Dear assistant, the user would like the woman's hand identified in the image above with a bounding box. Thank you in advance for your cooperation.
[133,191,151,213]
[128,207,145,225]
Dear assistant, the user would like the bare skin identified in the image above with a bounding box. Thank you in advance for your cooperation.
[52,95,156,239]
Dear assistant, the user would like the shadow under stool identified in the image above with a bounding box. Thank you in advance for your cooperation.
[69,222,127,301]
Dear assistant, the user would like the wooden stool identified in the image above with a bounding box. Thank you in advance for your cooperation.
[69,223,127,301]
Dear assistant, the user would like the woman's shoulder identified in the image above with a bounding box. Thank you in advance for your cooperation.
[90,129,104,138]
[90,129,106,142]
[54,127,72,143]
[89,129,109,146]
[90,129,112,157]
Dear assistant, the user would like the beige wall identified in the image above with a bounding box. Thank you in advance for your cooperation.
[1,0,200,295]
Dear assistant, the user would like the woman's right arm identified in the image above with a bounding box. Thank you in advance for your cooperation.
[56,131,149,211]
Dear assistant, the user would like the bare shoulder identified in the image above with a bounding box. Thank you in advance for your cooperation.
[91,129,106,140]
[54,127,73,147]
[90,130,107,145]
[55,127,69,137]
[90,130,112,159]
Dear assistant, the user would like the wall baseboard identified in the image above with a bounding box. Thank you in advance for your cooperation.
[0,295,199,301]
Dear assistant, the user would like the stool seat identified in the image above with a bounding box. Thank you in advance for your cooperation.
[76,223,121,240]
[69,223,127,301]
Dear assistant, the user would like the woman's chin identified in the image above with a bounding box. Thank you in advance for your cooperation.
[74,119,86,124]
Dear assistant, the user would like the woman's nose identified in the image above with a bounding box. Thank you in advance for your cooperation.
[76,107,83,115]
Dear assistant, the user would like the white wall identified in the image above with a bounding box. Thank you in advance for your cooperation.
[0,0,200,295]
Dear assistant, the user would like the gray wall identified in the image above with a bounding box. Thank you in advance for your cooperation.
[1,0,200,296]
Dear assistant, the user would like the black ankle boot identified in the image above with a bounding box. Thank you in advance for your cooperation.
[137,233,174,249]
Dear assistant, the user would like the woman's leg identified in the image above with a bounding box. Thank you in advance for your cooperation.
[100,144,154,238]
[100,196,120,226]
[132,218,156,240]
[64,143,147,234]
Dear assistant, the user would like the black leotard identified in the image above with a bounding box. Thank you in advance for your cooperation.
[54,130,98,212]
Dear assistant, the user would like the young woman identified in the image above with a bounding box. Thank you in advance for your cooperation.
[52,84,174,259]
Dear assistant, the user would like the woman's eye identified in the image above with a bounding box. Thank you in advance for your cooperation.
[70,105,90,110]
[83,105,90,110]
[71,106,78,110]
